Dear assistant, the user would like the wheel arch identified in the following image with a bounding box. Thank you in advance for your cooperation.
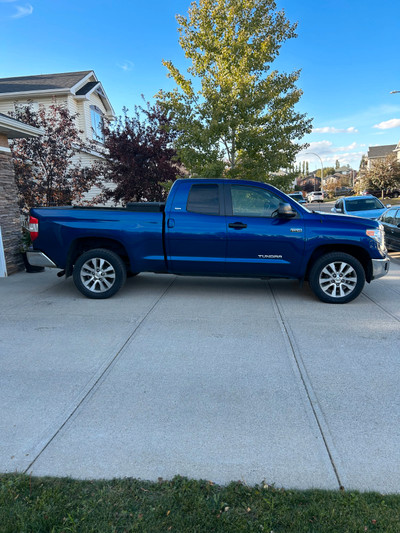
[304,244,373,283]
[66,237,130,277]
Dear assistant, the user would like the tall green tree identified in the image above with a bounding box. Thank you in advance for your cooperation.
[315,167,335,178]
[157,0,312,180]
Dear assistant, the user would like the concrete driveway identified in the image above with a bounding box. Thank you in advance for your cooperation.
[1,255,400,493]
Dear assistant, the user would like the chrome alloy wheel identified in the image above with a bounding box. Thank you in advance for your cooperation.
[319,261,358,299]
[80,257,116,293]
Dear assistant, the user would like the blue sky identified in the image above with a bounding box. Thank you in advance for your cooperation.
[1,0,400,171]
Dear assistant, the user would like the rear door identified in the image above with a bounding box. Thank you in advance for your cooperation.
[225,183,305,277]
[165,181,227,274]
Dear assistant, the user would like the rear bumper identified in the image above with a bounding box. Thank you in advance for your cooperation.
[26,251,57,268]
[371,257,390,280]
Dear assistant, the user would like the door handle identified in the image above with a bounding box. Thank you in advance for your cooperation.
[229,222,247,229]
[167,218,175,228]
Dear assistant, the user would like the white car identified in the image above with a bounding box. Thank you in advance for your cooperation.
[307,191,324,203]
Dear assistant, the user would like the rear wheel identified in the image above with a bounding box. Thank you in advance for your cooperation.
[73,248,126,299]
[309,252,365,304]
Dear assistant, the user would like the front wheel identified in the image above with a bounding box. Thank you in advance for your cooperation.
[73,248,126,299]
[309,252,365,304]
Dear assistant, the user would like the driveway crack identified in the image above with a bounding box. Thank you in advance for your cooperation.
[23,276,176,474]
[267,282,344,490]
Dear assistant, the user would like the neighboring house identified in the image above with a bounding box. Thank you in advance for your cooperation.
[335,166,351,175]
[395,141,400,163]
[0,70,115,203]
[325,174,341,185]
[366,144,397,170]
[297,174,321,192]
[0,113,43,275]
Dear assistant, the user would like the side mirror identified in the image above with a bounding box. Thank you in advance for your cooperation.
[386,204,392,208]
[277,203,297,218]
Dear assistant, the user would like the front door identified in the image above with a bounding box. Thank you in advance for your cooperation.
[225,183,305,277]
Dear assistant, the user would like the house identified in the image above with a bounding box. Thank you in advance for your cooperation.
[0,113,43,275]
[297,174,321,192]
[366,144,397,170]
[395,141,400,163]
[0,70,115,202]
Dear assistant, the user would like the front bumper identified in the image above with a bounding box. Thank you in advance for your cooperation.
[372,257,390,280]
[26,251,57,268]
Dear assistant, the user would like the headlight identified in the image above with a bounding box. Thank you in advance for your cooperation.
[366,224,386,250]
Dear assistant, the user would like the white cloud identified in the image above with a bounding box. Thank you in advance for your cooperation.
[312,126,358,134]
[337,142,357,152]
[373,118,400,130]
[297,140,364,168]
[11,3,33,17]
[118,60,134,72]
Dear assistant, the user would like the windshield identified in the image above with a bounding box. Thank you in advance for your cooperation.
[345,197,384,212]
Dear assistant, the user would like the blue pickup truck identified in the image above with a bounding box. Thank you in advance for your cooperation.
[27,178,390,303]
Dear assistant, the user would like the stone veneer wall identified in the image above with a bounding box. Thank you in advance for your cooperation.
[0,139,24,274]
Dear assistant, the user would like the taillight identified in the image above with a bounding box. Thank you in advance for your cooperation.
[29,216,39,241]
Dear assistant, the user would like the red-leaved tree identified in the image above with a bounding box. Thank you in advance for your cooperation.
[10,103,102,212]
[98,102,183,204]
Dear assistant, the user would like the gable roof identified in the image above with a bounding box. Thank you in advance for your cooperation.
[0,71,93,94]
[0,71,115,118]
[75,81,99,96]
[367,144,397,159]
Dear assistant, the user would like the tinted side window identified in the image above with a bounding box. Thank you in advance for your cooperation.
[382,209,396,224]
[187,184,220,215]
[230,185,281,217]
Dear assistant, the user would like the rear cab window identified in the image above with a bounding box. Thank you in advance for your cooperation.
[186,184,221,215]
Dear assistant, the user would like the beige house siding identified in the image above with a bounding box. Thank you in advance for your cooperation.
[0,95,99,146]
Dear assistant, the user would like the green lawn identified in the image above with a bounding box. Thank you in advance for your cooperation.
[2,473,400,532]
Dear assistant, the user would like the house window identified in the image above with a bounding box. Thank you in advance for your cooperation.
[14,101,39,113]
[90,105,104,143]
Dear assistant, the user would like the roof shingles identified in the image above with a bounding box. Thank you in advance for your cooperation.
[0,71,92,94]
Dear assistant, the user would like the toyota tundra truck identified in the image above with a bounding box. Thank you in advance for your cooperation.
[27,178,390,303]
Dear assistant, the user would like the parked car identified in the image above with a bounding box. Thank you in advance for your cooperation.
[334,187,354,197]
[27,178,390,304]
[307,191,324,203]
[331,195,390,220]
[378,207,400,251]
[362,188,400,199]
[288,192,306,204]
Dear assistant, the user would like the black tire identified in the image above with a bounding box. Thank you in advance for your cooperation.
[309,252,365,304]
[73,248,126,299]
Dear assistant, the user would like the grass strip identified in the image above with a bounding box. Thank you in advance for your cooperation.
[1,473,400,532]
